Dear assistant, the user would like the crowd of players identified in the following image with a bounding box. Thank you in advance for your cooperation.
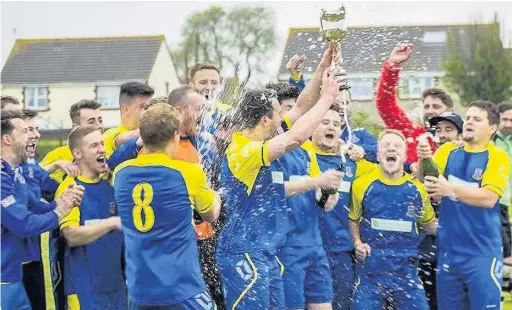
[1,40,511,310]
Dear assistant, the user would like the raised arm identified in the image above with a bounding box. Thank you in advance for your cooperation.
[267,69,342,163]
[375,42,421,137]
[284,43,341,125]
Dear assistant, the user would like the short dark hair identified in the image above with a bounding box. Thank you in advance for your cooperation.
[1,109,24,135]
[22,109,38,120]
[189,63,220,82]
[498,101,512,114]
[266,82,301,104]
[119,82,155,105]
[68,125,101,152]
[422,88,454,108]
[167,86,199,108]
[139,103,180,151]
[468,100,500,126]
[237,89,278,129]
[69,100,102,124]
[329,103,342,114]
[1,96,20,109]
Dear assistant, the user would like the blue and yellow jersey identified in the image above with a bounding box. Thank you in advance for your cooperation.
[39,145,73,183]
[18,159,59,263]
[57,175,124,296]
[349,170,435,275]
[306,144,378,252]
[218,132,288,253]
[279,141,323,246]
[103,124,129,159]
[113,153,214,305]
[1,160,59,283]
[433,142,511,256]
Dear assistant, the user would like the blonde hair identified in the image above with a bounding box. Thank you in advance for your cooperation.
[139,103,180,151]
[377,129,407,142]
[189,62,220,82]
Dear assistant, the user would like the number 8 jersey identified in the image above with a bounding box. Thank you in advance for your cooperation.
[113,153,215,306]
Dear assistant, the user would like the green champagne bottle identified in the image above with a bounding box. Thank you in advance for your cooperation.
[418,134,439,179]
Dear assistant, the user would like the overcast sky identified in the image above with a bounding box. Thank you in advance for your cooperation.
[2,1,511,83]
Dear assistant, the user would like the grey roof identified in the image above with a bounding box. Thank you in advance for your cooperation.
[278,24,496,78]
[1,35,165,84]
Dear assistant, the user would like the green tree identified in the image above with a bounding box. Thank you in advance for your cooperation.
[171,5,277,84]
[351,111,384,137]
[443,19,512,106]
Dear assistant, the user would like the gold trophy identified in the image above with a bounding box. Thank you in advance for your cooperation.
[320,5,350,90]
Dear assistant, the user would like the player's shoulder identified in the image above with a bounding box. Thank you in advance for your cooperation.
[226,132,262,157]
[488,143,510,161]
[1,160,14,181]
[353,169,379,188]
[56,176,76,196]
[44,145,71,159]
[435,141,460,156]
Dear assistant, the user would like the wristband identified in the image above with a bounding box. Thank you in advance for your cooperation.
[354,239,362,247]
[53,208,63,218]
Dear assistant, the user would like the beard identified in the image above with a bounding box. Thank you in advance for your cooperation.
[14,142,28,163]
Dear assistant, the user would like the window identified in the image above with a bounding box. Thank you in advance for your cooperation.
[349,78,374,100]
[423,31,447,43]
[25,87,48,110]
[96,86,120,109]
[399,77,435,99]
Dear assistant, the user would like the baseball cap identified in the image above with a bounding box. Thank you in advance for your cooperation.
[429,111,463,133]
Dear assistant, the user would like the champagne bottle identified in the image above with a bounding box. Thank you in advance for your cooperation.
[316,163,344,209]
[418,134,439,179]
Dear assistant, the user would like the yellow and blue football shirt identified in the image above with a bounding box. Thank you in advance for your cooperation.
[279,140,323,246]
[103,124,129,159]
[39,145,73,184]
[57,175,124,297]
[349,170,435,275]
[433,142,511,256]
[217,132,288,253]
[113,153,214,305]
[306,143,378,252]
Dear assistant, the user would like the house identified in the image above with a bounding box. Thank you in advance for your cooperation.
[277,23,499,122]
[1,35,180,128]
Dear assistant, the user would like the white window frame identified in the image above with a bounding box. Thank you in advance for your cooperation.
[24,87,48,110]
[423,31,447,43]
[96,86,120,109]
[349,78,374,100]
[399,77,435,99]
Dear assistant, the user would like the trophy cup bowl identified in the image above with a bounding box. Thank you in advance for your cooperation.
[320,5,350,90]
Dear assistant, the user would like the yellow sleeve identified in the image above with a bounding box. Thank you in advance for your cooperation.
[432,141,457,175]
[103,127,120,159]
[55,178,80,229]
[282,114,293,130]
[481,148,511,197]
[39,147,70,183]
[227,139,270,195]
[415,180,436,224]
[189,165,215,214]
[355,159,379,178]
[349,177,369,222]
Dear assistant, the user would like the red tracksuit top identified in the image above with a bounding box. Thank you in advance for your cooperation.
[375,61,437,163]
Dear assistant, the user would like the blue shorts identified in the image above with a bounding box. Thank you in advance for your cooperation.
[67,290,128,310]
[278,244,333,308]
[1,282,31,310]
[437,250,502,310]
[352,266,428,310]
[216,250,285,310]
[327,250,355,310]
[130,290,215,310]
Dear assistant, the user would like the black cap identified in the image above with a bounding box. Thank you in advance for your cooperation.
[429,112,463,133]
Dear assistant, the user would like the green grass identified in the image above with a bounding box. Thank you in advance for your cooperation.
[35,139,65,161]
